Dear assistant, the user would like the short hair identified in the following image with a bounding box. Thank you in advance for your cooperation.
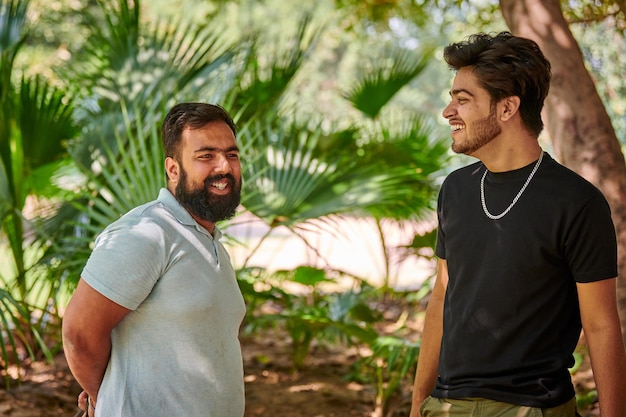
[443,31,551,137]
[161,102,237,160]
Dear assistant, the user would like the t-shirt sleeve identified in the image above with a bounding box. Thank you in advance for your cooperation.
[565,193,617,283]
[81,219,166,310]
[435,186,446,259]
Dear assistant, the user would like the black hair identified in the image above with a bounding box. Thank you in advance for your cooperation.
[444,32,551,136]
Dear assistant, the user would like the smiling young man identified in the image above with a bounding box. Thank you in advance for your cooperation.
[409,32,626,417]
[62,103,246,417]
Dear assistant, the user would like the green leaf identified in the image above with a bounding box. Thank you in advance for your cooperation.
[291,266,333,286]
[343,47,433,119]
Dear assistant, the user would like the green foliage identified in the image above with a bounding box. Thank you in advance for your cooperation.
[46,103,166,285]
[240,266,379,370]
[67,0,238,167]
[400,228,437,262]
[562,1,625,25]
[349,335,420,416]
[2,0,624,411]
[0,0,76,381]
[0,288,41,387]
[576,389,598,412]
[343,47,432,119]
[229,13,320,121]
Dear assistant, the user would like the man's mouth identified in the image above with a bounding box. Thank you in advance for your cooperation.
[451,124,465,132]
[206,175,235,192]
[211,181,228,191]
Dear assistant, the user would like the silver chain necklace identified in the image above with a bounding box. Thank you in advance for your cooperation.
[480,150,544,220]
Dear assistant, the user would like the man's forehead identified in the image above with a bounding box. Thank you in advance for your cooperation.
[450,69,487,97]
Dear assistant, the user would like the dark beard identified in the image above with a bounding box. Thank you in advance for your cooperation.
[175,169,241,224]
[452,103,501,155]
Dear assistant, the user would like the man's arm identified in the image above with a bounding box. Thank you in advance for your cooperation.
[577,278,626,417]
[62,278,131,404]
[409,258,449,417]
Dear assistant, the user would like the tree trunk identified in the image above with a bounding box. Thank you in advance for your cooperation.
[500,0,626,344]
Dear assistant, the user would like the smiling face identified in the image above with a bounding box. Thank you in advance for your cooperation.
[166,121,242,229]
[442,67,502,156]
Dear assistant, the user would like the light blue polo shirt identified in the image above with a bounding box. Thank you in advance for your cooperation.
[82,188,246,417]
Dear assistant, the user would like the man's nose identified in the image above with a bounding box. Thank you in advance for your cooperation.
[213,154,232,173]
[442,102,455,119]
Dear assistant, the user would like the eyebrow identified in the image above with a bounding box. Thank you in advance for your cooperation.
[449,88,474,97]
[194,145,240,153]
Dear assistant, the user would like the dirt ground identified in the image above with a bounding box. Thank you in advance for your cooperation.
[0,316,599,417]
[0,332,398,417]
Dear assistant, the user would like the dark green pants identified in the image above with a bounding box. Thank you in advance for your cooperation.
[420,396,580,417]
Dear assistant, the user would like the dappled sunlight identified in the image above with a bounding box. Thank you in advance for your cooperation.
[225,212,436,290]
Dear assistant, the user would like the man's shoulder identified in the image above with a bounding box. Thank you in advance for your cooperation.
[97,198,176,244]
[115,198,169,225]
[542,154,605,199]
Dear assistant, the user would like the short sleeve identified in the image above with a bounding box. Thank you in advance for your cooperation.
[564,193,617,283]
[81,218,166,309]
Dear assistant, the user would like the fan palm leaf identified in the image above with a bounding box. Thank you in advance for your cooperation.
[68,0,238,167]
[47,104,165,283]
[342,46,433,119]
[227,13,320,121]
[239,114,442,228]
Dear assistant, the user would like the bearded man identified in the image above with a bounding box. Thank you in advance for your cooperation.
[63,102,246,417]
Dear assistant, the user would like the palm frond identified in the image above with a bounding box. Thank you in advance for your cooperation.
[69,3,238,166]
[342,47,433,119]
[17,75,77,169]
[239,114,441,227]
[0,0,28,73]
[0,287,51,388]
[75,0,236,106]
[239,119,348,226]
[80,103,165,222]
[45,103,166,284]
[85,0,140,70]
[228,13,320,121]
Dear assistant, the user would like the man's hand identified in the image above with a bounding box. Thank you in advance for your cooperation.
[76,390,96,417]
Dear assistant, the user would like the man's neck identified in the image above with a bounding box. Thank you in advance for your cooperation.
[472,134,542,173]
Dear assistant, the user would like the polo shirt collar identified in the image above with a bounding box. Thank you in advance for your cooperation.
[157,188,223,240]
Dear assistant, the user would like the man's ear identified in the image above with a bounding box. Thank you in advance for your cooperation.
[499,96,521,121]
[165,157,179,183]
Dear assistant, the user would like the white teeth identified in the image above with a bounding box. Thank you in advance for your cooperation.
[451,124,464,131]
[212,183,227,190]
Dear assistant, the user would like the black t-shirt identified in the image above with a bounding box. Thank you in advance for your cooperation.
[432,153,617,407]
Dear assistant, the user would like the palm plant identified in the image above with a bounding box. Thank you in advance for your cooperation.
[0,0,74,379]
[350,335,420,417]
[240,265,379,370]
[339,46,449,288]
[226,13,320,122]
[66,0,239,168]
[45,104,166,283]
[342,46,432,119]
[235,46,449,289]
